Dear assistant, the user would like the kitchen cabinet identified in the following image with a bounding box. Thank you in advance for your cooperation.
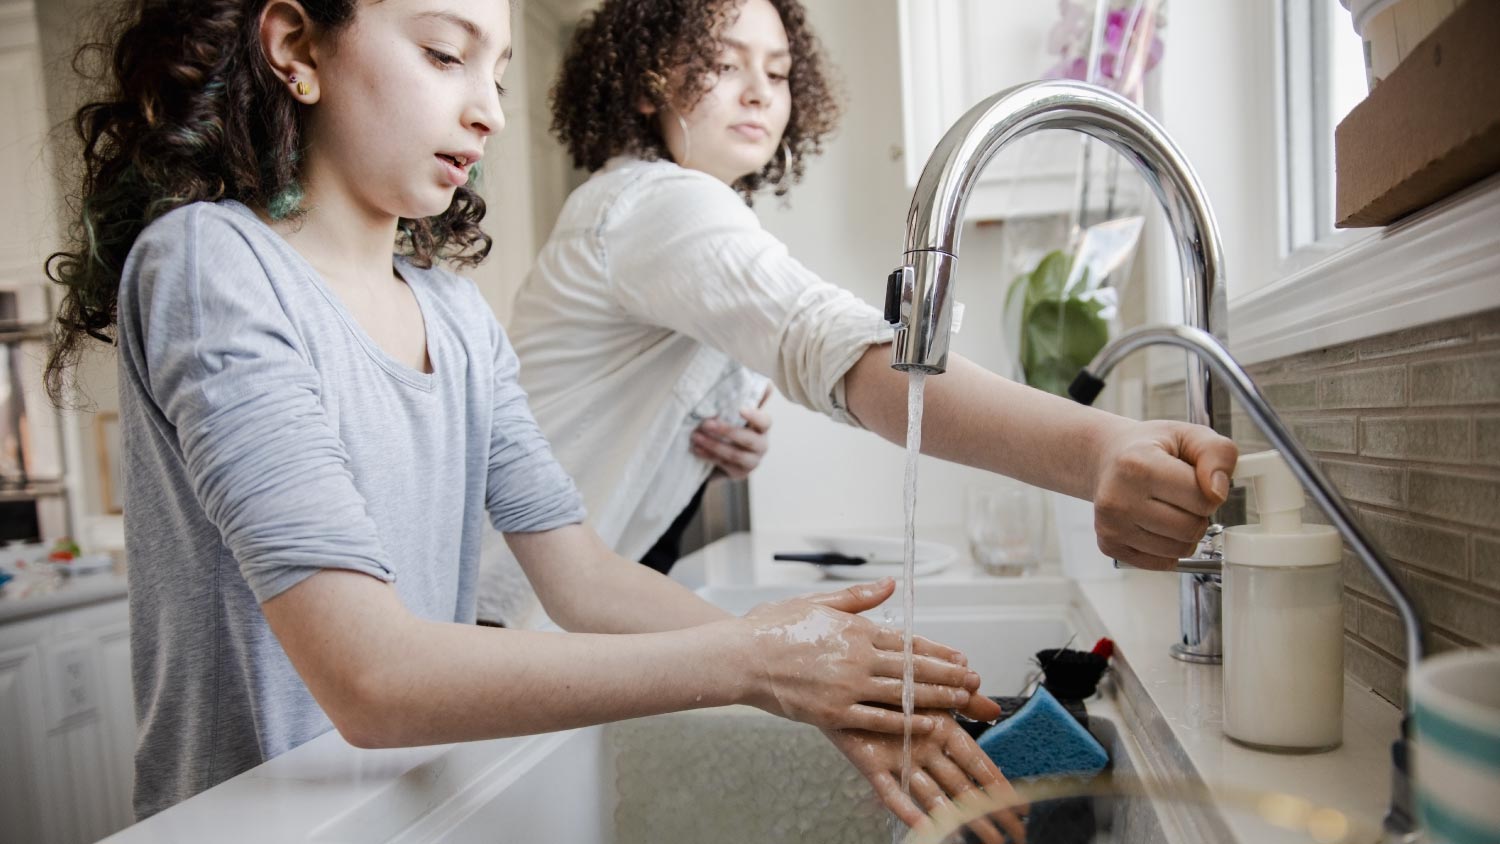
[0,595,134,844]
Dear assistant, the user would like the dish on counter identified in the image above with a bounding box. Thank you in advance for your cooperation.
[795,534,956,580]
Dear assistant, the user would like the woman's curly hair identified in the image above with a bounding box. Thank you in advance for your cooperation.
[44,0,492,405]
[550,0,840,201]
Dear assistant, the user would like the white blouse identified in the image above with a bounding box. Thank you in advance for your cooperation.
[477,156,892,624]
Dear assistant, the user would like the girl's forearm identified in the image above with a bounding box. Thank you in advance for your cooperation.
[351,617,752,747]
[505,525,731,634]
[264,569,752,750]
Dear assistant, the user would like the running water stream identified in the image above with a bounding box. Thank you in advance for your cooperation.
[898,371,926,801]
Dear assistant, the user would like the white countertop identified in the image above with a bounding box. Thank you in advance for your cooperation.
[99,528,1405,842]
[1075,574,1401,835]
[0,561,129,624]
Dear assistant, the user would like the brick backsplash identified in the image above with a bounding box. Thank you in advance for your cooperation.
[1147,308,1500,707]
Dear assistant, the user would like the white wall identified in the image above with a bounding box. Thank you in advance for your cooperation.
[748,0,1017,535]
[469,0,578,321]
[1155,1,1279,304]
[746,0,1281,535]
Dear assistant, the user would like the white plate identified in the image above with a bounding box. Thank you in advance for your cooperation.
[800,534,956,580]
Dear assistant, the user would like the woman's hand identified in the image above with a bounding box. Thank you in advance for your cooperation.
[825,715,1027,844]
[691,406,770,479]
[692,387,773,480]
[737,579,1002,734]
[1091,419,1238,570]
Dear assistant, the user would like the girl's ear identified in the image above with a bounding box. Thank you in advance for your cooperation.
[260,0,322,103]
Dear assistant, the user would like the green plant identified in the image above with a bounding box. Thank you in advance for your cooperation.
[1005,250,1111,397]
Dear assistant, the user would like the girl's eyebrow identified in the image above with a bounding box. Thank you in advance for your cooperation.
[412,9,513,57]
[721,37,789,60]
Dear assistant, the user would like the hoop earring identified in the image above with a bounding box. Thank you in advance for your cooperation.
[673,112,691,167]
[778,141,793,177]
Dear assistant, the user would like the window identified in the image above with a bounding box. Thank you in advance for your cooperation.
[1280,0,1368,260]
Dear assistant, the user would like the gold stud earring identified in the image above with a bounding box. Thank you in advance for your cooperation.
[290,75,310,96]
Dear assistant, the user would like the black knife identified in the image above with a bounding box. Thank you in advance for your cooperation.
[773,552,870,566]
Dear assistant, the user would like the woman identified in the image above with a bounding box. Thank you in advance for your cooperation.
[485,0,1236,611]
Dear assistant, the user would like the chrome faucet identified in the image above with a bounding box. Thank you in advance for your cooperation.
[1072,323,1427,840]
[884,79,1231,662]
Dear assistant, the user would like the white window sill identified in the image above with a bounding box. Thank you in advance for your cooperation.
[1227,172,1500,366]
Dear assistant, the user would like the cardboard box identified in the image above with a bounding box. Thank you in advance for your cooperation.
[1334,0,1500,228]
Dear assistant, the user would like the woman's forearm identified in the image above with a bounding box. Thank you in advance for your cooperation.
[843,343,1131,499]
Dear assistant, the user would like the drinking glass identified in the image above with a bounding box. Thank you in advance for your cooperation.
[966,484,1041,576]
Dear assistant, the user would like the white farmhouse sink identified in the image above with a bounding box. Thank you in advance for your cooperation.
[305,602,1220,844]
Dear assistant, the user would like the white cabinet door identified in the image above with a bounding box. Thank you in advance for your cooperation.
[0,599,134,844]
[39,631,125,843]
[898,0,1144,220]
[97,624,135,828]
[0,643,55,844]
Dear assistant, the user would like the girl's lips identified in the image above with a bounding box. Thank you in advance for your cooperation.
[436,154,469,187]
[730,123,769,141]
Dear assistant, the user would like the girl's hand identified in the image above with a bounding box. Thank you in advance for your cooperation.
[1091,419,1238,570]
[737,579,1002,734]
[691,404,772,480]
[824,715,1027,844]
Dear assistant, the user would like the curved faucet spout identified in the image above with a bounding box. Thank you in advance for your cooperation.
[1075,324,1426,840]
[1075,324,1427,683]
[890,80,1226,434]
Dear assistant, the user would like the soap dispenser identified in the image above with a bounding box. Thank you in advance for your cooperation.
[1222,450,1345,753]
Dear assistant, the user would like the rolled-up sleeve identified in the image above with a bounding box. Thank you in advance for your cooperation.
[124,208,394,603]
[604,171,893,425]
[482,315,587,534]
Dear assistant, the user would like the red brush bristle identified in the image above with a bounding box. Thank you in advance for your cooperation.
[1090,637,1115,659]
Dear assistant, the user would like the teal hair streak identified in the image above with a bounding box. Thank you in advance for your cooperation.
[266,143,306,220]
[267,181,304,220]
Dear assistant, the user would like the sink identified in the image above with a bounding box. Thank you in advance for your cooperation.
[306,605,1222,844]
[692,576,1076,617]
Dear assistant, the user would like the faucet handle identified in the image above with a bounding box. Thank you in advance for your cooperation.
[1112,523,1223,575]
[1175,523,1223,574]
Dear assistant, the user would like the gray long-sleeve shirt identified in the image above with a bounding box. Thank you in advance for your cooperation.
[116,200,585,820]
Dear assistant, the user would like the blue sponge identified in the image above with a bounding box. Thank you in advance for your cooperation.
[975,687,1109,780]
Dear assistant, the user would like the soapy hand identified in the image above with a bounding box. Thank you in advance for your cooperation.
[824,716,1027,844]
[740,579,1002,734]
[1091,419,1239,570]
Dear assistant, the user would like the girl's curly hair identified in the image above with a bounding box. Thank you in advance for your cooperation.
[44,0,492,405]
[550,0,840,201]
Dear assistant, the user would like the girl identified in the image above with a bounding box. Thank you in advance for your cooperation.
[44,0,1003,829]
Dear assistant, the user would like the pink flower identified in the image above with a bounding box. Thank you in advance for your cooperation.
[1043,0,1164,89]
[1047,0,1094,56]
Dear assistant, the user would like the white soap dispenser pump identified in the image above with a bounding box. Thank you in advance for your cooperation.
[1222,450,1346,753]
